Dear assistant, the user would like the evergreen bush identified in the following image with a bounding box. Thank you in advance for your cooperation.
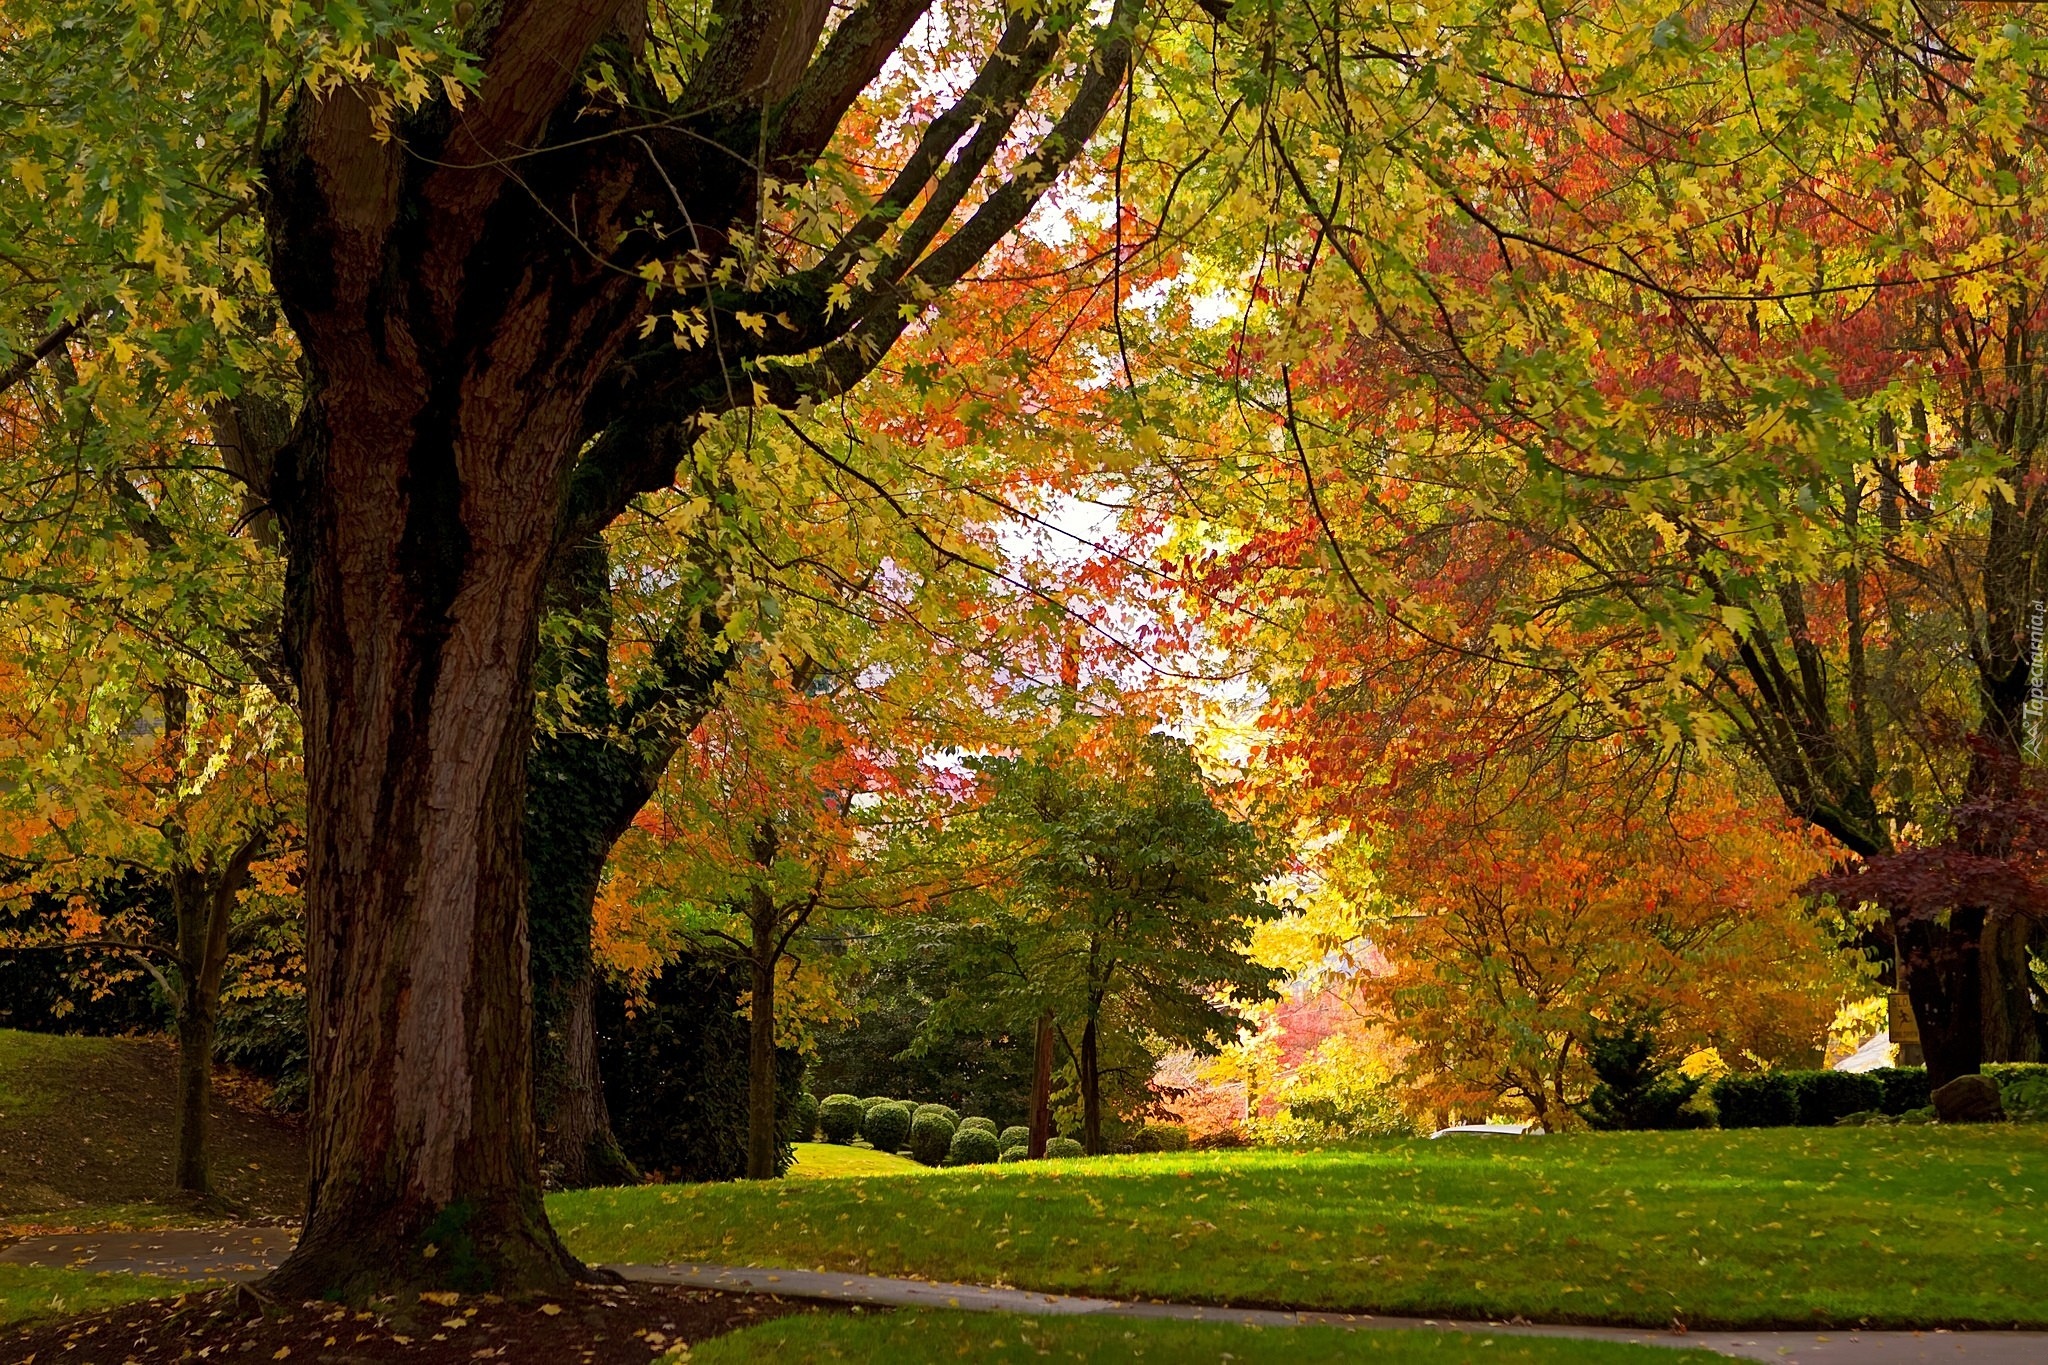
[999,1125,1030,1150]
[909,1110,957,1166]
[1045,1136,1085,1159]
[914,1102,961,1127]
[863,1099,914,1152]
[958,1116,998,1137]
[1870,1067,1932,1116]
[998,1146,1032,1162]
[819,1094,866,1144]
[860,1096,890,1116]
[1711,1073,1799,1128]
[1577,1025,1703,1131]
[1793,1070,1884,1126]
[947,1125,1002,1166]
[791,1092,821,1142]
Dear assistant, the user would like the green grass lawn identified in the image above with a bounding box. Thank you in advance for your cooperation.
[686,1309,1724,1364]
[787,1142,923,1179]
[0,1264,194,1329]
[553,1126,2048,1331]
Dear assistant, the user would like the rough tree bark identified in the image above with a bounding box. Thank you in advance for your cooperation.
[168,842,264,1200]
[1027,1009,1054,1158]
[259,0,1142,1294]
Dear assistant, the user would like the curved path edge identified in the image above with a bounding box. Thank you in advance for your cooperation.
[609,1263,2048,1365]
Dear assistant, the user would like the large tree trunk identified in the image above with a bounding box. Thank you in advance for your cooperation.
[1079,1016,1102,1155]
[253,0,1137,1297]
[1981,913,2043,1063]
[528,537,728,1186]
[1028,1010,1054,1158]
[1900,908,1987,1088]
[548,967,639,1187]
[746,891,781,1180]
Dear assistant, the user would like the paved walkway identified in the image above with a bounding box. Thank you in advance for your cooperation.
[6,1230,2047,1363]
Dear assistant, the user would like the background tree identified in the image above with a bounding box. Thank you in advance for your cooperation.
[935,721,1282,1152]
[1344,760,1858,1128]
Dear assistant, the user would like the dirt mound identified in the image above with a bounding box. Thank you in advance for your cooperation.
[0,1030,305,1218]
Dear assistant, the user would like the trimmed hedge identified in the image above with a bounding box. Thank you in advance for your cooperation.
[1045,1136,1085,1159]
[819,1094,866,1143]
[998,1146,1032,1162]
[958,1116,998,1137]
[914,1103,962,1127]
[863,1099,914,1152]
[860,1096,890,1116]
[909,1111,957,1166]
[947,1125,1002,1166]
[1711,1065,2015,1128]
[1124,1123,1191,1154]
[999,1125,1030,1150]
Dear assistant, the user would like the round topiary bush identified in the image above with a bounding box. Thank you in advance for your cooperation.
[998,1146,1032,1162]
[1044,1136,1085,1159]
[998,1125,1030,1149]
[946,1125,1002,1166]
[863,1100,913,1152]
[791,1092,821,1142]
[958,1116,998,1137]
[860,1096,891,1116]
[818,1094,865,1144]
[909,1111,957,1166]
[912,1102,961,1126]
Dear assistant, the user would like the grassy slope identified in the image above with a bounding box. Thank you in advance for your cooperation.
[689,1309,1726,1364]
[0,1027,306,1217]
[554,1127,2048,1330]
[788,1143,923,1179]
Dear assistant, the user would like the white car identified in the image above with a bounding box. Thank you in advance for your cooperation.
[1428,1122,1538,1138]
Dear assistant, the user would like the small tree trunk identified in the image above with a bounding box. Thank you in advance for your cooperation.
[1028,1010,1054,1158]
[172,989,217,1197]
[1079,1016,1102,1155]
[746,893,781,1180]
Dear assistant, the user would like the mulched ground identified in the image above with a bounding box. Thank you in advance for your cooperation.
[0,1281,811,1364]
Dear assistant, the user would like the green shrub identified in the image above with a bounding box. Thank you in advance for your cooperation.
[1578,1026,1703,1131]
[1793,1070,1884,1126]
[1045,1136,1085,1159]
[998,1146,1032,1162]
[1870,1067,1932,1116]
[818,1094,865,1144]
[947,1125,1002,1166]
[958,1116,998,1137]
[1711,1073,1799,1128]
[1999,1073,2048,1122]
[1986,1062,2048,1088]
[999,1125,1030,1149]
[791,1092,821,1142]
[860,1096,891,1116]
[914,1103,961,1127]
[1834,1109,1891,1126]
[1148,1123,1191,1152]
[863,1100,914,1152]
[909,1111,957,1166]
